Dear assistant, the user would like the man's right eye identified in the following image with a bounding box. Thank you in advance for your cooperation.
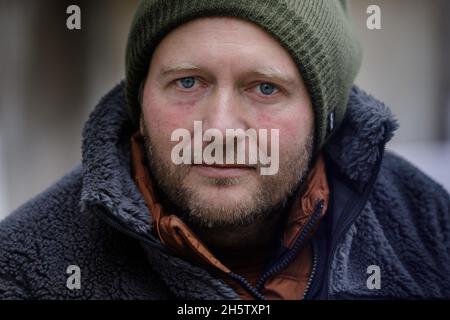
[176,77,196,89]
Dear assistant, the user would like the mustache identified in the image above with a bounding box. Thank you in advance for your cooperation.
[182,141,274,167]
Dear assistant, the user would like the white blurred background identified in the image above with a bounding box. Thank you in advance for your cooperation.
[1,0,450,219]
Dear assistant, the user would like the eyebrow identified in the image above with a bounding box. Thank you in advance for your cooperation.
[249,67,295,85]
[159,63,201,77]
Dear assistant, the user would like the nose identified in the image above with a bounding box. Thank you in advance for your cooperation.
[196,85,257,166]
[201,86,248,135]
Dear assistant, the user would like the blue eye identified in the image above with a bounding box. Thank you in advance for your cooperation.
[259,83,277,95]
[178,77,196,89]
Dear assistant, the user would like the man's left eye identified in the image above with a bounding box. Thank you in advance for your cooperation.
[258,83,278,95]
[177,77,196,89]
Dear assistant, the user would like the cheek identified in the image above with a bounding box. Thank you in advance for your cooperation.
[256,108,313,149]
[143,92,196,139]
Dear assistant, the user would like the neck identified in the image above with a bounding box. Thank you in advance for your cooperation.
[187,200,293,270]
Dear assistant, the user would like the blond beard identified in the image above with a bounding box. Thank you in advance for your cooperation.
[142,123,314,228]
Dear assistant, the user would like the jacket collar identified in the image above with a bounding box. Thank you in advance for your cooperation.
[80,82,153,239]
[325,86,398,192]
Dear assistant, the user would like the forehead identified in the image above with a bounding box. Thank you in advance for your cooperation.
[149,16,299,75]
[159,16,277,44]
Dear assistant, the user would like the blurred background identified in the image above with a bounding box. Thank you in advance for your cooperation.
[1,0,450,219]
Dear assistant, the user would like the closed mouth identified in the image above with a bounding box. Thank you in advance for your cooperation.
[198,163,256,169]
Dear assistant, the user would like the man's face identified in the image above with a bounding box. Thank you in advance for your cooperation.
[140,17,314,228]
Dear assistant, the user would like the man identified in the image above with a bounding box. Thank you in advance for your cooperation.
[1,0,449,300]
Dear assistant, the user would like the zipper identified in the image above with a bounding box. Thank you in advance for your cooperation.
[225,200,325,300]
[302,237,318,300]
[324,144,386,299]
[227,272,266,300]
[224,200,324,300]
[255,199,324,291]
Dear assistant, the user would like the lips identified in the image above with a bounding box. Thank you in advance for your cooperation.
[199,163,254,169]
[193,163,255,178]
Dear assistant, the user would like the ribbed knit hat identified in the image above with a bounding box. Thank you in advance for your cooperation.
[125,0,362,152]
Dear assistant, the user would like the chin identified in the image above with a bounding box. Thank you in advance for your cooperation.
[185,195,258,228]
[194,182,254,203]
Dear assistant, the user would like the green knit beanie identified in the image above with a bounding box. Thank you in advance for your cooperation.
[125,0,362,152]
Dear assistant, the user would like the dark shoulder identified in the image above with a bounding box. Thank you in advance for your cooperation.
[0,165,168,300]
[1,164,84,227]
[374,150,450,246]
[380,150,450,204]
[0,165,85,244]
[0,166,85,299]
